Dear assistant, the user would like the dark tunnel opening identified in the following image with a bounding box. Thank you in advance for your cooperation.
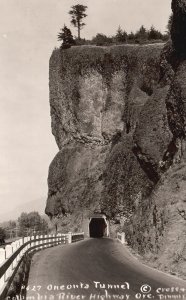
[89,218,107,238]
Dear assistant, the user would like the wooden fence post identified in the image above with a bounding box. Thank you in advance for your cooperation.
[0,248,6,291]
[52,234,54,247]
[18,238,23,259]
[5,245,13,281]
[59,233,63,244]
[44,235,47,248]
[121,232,126,244]
[27,236,31,251]
[68,232,72,244]
[22,237,25,253]
[30,235,34,251]
[12,242,18,268]
[40,235,43,249]
[23,237,28,252]
[36,235,39,248]
[57,233,60,245]
[48,235,51,247]
[15,240,20,263]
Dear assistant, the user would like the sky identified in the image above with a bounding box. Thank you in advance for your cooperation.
[0,0,171,218]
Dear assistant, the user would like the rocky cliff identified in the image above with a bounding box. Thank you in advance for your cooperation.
[46,0,186,278]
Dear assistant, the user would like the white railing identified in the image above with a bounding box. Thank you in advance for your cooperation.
[117,232,126,244]
[0,231,84,299]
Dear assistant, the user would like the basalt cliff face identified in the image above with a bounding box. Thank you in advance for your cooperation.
[46,0,186,278]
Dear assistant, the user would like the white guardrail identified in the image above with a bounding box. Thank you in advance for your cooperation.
[117,232,126,244]
[0,232,84,299]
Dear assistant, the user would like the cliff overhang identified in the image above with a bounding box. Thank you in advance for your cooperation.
[46,0,186,279]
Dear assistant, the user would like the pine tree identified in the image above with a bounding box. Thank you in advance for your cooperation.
[148,26,162,40]
[58,25,75,49]
[115,26,127,43]
[135,25,148,41]
[128,31,135,40]
[69,4,87,40]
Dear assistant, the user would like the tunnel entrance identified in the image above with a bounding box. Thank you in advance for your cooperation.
[89,214,109,238]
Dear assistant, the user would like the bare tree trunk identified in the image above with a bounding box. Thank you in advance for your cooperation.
[78,20,80,39]
[78,27,80,39]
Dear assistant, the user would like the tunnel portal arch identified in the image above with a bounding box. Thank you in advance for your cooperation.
[88,214,110,238]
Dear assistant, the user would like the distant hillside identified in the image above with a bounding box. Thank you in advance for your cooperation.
[0,198,46,222]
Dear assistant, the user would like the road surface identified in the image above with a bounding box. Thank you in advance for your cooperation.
[26,238,186,300]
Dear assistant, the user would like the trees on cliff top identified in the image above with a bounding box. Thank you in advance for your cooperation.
[57,4,87,49]
[57,4,168,48]
[115,26,128,43]
[58,25,75,49]
[69,4,87,40]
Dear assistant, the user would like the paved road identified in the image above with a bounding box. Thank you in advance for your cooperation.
[26,238,186,300]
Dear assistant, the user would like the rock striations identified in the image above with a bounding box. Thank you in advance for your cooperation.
[46,0,186,278]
